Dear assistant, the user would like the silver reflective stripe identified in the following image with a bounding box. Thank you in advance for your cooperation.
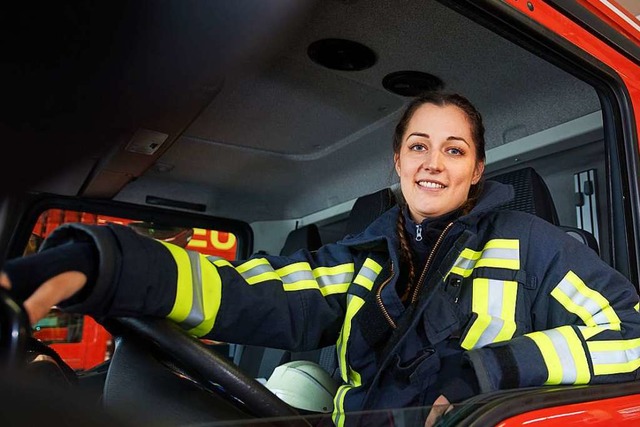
[591,343,640,365]
[317,272,353,288]
[358,264,378,283]
[240,262,275,281]
[454,256,477,271]
[546,329,577,383]
[474,279,505,347]
[591,349,638,365]
[179,251,205,329]
[481,247,518,261]
[281,269,315,283]
[556,278,604,319]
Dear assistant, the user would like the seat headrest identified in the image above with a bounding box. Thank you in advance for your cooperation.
[488,167,559,225]
[280,224,322,256]
[559,225,599,255]
[346,188,397,236]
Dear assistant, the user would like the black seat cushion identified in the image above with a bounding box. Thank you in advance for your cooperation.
[346,187,397,235]
[280,224,322,256]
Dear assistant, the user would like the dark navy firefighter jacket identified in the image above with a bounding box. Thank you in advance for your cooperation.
[42,181,640,427]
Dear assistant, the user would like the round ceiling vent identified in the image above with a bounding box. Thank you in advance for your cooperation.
[307,38,376,71]
[382,71,444,97]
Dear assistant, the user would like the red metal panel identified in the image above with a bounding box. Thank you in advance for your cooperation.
[576,0,640,46]
[496,394,640,426]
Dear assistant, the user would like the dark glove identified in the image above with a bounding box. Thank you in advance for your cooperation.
[434,351,480,403]
[3,241,97,304]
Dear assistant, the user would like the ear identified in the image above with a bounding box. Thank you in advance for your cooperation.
[472,161,485,185]
[394,153,401,176]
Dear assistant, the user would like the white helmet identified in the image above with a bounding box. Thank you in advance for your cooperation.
[265,360,339,413]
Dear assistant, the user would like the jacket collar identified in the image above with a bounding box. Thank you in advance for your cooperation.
[339,180,514,250]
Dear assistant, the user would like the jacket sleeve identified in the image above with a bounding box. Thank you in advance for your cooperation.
[42,222,355,351]
[465,215,640,393]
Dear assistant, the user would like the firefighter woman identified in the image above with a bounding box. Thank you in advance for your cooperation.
[3,91,640,427]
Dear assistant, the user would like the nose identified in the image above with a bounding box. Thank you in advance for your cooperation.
[423,150,443,172]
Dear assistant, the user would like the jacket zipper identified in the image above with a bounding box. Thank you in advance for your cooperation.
[410,222,454,305]
[415,224,423,241]
[375,261,397,329]
[375,221,454,329]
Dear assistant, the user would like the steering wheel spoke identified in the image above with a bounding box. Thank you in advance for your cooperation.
[111,317,312,426]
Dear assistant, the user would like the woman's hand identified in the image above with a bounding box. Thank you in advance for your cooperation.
[425,394,453,427]
[0,271,87,324]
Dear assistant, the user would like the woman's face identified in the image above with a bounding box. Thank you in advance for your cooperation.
[395,103,484,223]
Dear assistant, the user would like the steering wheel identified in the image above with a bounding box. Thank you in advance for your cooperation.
[0,287,30,367]
[109,317,312,426]
[0,288,310,425]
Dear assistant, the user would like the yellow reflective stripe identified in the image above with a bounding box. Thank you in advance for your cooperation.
[236,257,270,274]
[461,278,490,349]
[528,327,591,384]
[551,285,598,328]
[282,280,318,291]
[313,263,354,296]
[236,258,281,284]
[557,326,591,384]
[313,264,354,277]
[475,239,520,270]
[161,242,193,322]
[188,257,222,337]
[449,248,482,278]
[211,258,232,268]
[635,302,640,312]
[276,261,312,277]
[484,239,518,250]
[527,331,564,385]
[337,295,365,382]
[565,271,621,331]
[495,280,518,342]
[351,258,382,291]
[461,314,492,350]
[461,278,518,349]
[246,271,281,285]
[588,337,640,375]
[592,359,640,375]
[588,338,640,352]
[332,366,363,427]
[449,239,519,278]
[318,283,350,296]
[349,368,362,386]
[332,384,356,427]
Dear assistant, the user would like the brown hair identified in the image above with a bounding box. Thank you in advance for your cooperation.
[393,91,486,302]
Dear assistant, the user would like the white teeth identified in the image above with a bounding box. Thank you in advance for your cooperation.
[418,181,445,189]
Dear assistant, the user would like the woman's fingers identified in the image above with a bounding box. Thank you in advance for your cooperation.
[425,395,452,427]
[22,271,87,324]
[0,272,12,290]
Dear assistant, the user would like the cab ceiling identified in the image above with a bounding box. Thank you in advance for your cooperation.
[32,0,600,223]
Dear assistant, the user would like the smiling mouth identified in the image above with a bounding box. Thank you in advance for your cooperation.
[417,180,446,189]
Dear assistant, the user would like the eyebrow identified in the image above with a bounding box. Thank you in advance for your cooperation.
[406,132,471,147]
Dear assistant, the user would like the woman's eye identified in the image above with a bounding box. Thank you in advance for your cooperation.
[409,144,426,151]
[447,147,464,155]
